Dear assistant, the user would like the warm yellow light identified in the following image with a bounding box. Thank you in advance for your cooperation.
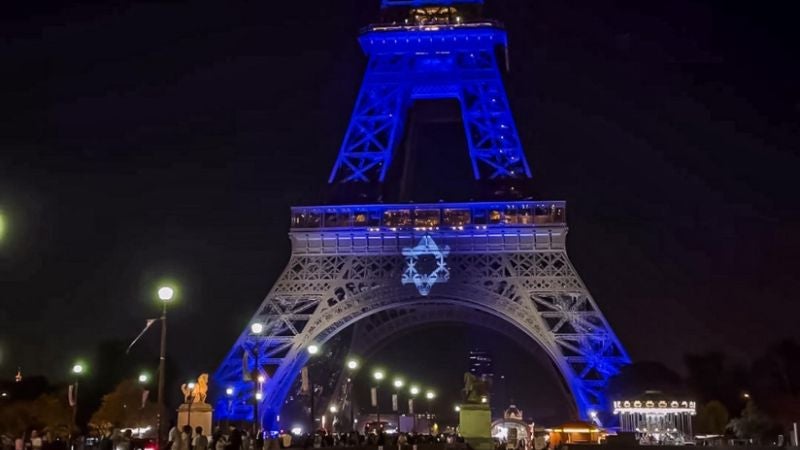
[454,405,461,412]
[329,405,338,413]
[138,373,149,383]
[425,390,435,400]
[410,386,420,396]
[158,286,174,301]
[393,378,404,389]
[187,382,196,390]
[373,370,385,381]
[257,375,266,384]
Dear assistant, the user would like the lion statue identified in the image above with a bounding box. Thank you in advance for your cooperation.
[181,373,209,404]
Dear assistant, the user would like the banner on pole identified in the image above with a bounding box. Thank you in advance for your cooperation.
[301,367,310,394]
[392,394,398,411]
[408,398,414,414]
[243,352,251,381]
[126,319,158,354]
[68,384,76,407]
[141,390,150,409]
[370,387,377,407]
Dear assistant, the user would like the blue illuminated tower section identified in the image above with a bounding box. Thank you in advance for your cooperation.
[213,0,631,430]
[329,0,531,184]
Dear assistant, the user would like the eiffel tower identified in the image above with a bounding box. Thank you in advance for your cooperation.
[214,0,629,429]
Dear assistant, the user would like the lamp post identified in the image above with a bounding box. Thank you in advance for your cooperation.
[138,373,150,438]
[372,370,385,431]
[156,285,174,449]
[307,345,320,432]
[392,378,404,428]
[425,390,436,431]
[409,386,420,433]
[346,358,359,432]
[187,382,196,428]
[329,405,338,433]
[251,322,265,434]
[70,363,84,440]
[225,387,234,429]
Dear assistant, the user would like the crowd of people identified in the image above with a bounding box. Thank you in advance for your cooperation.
[0,430,69,450]
[184,425,466,450]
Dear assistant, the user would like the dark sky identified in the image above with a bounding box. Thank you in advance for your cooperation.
[1,0,799,417]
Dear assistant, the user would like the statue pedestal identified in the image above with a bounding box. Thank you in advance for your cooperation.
[177,402,213,436]
[459,404,493,450]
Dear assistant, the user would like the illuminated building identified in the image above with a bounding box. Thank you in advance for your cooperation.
[613,392,696,442]
[213,0,629,429]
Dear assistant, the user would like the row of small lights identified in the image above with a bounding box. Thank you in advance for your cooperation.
[238,322,437,403]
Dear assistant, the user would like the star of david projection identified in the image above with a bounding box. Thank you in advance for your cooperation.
[401,234,450,296]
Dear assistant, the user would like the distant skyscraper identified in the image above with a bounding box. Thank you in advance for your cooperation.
[468,350,494,380]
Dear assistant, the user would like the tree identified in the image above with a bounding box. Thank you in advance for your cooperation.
[695,400,729,435]
[728,400,780,444]
[0,393,72,438]
[88,379,158,435]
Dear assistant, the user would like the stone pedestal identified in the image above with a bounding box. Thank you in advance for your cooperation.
[177,402,213,436]
[459,404,493,450]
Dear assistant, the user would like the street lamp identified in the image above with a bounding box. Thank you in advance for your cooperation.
[156,284,175,449]
[409,385,420,433]
[70,362,85,439]
[250,322,266,434]
[425,390,436,420]
[137,374,150,437]
[372,370,385,431]
[391,378,404,416]
[345,358,359,431]
[307,345,320,431]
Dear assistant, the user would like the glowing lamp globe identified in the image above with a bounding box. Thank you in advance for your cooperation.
[138,373,149,383]
[72,364,84,375]
[346,359,359,370]
[158,286,174,301]
[410,386,420,396]
[226,387,234,396]
[393,379,404,389]
[307,344,319,355]
[425,391,435,400]
[329,405,338,413]
[250,322,264,334]
[373,370,385,381]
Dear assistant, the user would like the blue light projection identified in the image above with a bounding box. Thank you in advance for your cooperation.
[402,234,450,295]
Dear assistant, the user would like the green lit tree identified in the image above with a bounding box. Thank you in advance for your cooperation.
[695,400,729,435]
[88,379,158,435]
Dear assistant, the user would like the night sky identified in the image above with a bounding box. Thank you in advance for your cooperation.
[1,0,799,419]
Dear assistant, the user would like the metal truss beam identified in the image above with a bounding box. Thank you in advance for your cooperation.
[329,26,531,183]
[213,222,629,429]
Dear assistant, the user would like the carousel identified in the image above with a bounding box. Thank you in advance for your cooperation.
[613,391,696,444]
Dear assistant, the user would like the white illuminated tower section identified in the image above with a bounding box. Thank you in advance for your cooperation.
[214,0,629,428]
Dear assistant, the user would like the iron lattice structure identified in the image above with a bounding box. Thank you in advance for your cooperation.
[328,21,530,183]
[214,2,630,429]
[214,203,629,426]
